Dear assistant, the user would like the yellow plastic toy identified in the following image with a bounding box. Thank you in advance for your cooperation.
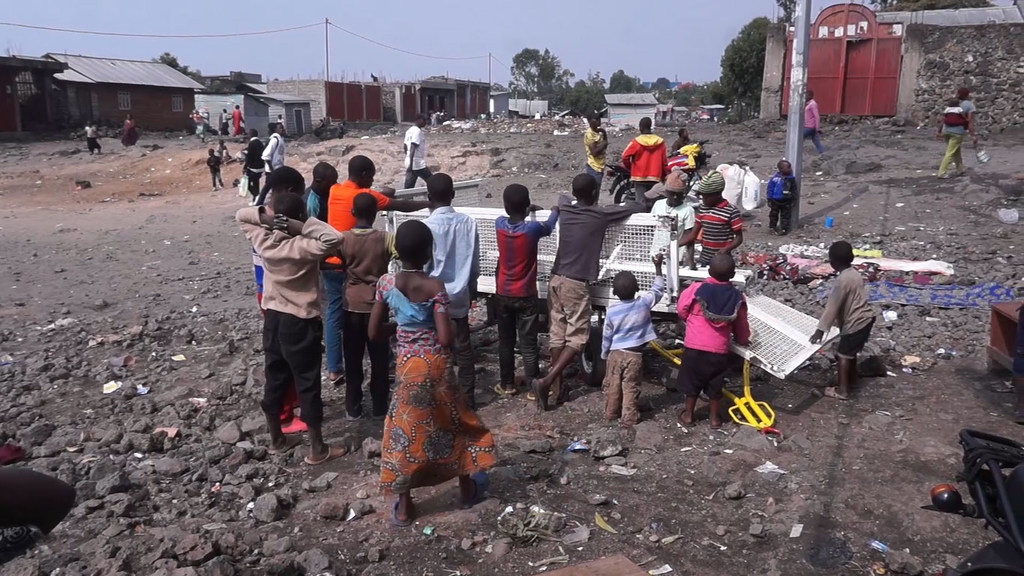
[648,341,777,432]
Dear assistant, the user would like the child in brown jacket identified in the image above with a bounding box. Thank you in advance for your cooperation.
[236,166,347,465]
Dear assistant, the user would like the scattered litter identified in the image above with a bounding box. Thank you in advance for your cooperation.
[0,354,13,366]
[648,565,673,575]
[680,446,694,452]
[996,208,1018,225]
[153,427,179,438]
[868,539,890,553]
[529,549,569,569]
[102,381,123,394]
[936,348,956,360]
[659,534,684,545]
[171,354,187,362]
[882,311,898,322]
[422,525,436,536]
[594,513,618,534]
[704,539,728,551]
[566,440,590,452]
[108,355,135,368]
[189,397,209,408]
[754,461,787,475]
[895,203,904,208]
[790,524,804,538]
[562,524,590,546]
[135,384,150,395]
[901,355,921,366]
[40,318,77,331]
[202,523,227,531]
[902,367,914,374]
[608,465,636,476]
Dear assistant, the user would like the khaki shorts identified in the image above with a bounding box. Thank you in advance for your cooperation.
[548,275,592,352]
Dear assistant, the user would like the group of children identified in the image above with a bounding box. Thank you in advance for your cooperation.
[239,155,877,524]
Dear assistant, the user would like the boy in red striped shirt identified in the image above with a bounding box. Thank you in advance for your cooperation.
[493,184,559,395]
[677,172,743,268]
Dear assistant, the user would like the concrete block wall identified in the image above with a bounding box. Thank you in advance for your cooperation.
[267,80,325,123]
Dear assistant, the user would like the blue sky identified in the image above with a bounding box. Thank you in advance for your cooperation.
[0,1,1014,84]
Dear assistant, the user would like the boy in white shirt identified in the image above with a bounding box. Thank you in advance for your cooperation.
[645,168,696,268]
[403,115,432,189]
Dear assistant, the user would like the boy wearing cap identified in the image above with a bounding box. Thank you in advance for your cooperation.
[677,172,743,269]
[646,169,696,268]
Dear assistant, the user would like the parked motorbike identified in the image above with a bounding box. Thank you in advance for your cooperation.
[924,429,1024,575]
[605,139,712,206]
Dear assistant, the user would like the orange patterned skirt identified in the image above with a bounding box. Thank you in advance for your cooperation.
[380,351,496,495]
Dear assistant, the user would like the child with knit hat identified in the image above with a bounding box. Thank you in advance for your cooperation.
[676,171,743,268]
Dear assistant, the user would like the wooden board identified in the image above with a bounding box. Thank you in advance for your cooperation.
[538,554,647,576]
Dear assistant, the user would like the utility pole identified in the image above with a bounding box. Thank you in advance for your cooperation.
[784,0,812,229]
[324,17,330,122]
[488,52,492,88]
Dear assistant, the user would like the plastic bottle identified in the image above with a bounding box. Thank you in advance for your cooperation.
[868,539,890,553]
[824,216,835,229]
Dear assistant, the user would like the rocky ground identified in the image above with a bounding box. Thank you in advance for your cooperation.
[0,119,1022,576]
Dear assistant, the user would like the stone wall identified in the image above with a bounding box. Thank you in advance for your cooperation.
[905,23,1024,132]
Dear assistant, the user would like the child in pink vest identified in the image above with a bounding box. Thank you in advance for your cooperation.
[676,254,751,428]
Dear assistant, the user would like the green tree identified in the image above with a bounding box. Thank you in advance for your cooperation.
[509,48,573,100]
[562,72,606,115]
[719,17,770,112]
[155,52,203,82]
[608,69,641,94]
[651,77,672,91]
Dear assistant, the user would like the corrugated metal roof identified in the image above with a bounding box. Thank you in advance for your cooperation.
[252,93,313,104]
[876,5,1023,26]
[604,93,659,105]
[45,54,205,89]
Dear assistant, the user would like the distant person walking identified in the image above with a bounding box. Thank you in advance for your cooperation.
[403,114,432,189]
[85,122,101,155]
[121,114,139,147]
[803,91,825,155]
[936,87,978,179]
[584,113,608,189]
[242,129,265,204]
[192,109,207,143]
[277,114,287,135]
[255,124,286,205]
[232,105,244,136]
[219,108,229,136]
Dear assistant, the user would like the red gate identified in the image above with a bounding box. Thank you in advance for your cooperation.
[782,4,904,116]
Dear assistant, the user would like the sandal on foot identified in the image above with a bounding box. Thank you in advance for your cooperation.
[391,500,414,527]
[268,435,302,455]
[281,419,308,435]
[823,387,849,401]
[494,383,517,396]
[460,471,489,509]
[304,445,347,465]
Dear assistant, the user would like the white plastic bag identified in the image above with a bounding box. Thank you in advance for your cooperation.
[740,167,764,211]
[716,163,744,208]
[716,163,764,210]
[238,174,249,198]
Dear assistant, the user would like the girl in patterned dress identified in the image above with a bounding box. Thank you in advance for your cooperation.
[370,220,496,526]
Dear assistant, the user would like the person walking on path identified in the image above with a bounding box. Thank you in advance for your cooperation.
[403,115,432,189]
[370,219,496,527]
[936,87,978,179]
[232,105,244,136]
[255,124,286,205]
[219,108,229,136]
[803,91,825,155]
[85,122,101,155]
[121,114,139,147]
[242,129,265,204]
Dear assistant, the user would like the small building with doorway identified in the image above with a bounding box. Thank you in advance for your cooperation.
[46,53,204,131]
[393,76,490,123]
[0,56,66,133]
[604,93,659,127]
[251,93,313,136]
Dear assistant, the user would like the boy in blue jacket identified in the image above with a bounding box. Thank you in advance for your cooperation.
[766,160,798,235]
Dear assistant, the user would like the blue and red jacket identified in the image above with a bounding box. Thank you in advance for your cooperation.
[495,212,559,298]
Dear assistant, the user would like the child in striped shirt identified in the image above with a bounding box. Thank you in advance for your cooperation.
[600,254,666,427]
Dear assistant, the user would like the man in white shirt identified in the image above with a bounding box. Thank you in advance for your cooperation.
[403,115,432,189]
[255,124,286,205]
[645,168,697,267]
[423,173,480,408]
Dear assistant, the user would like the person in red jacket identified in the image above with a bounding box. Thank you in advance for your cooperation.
[621,117,668,207]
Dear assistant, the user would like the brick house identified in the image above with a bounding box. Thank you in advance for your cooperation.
[46,54,204,131]
[0,56,66,133]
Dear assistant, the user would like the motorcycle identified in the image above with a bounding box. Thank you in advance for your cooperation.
[605,139,712,206]
[924,429,1024,575]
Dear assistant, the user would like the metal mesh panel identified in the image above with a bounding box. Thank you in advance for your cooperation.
[730,294,839,379]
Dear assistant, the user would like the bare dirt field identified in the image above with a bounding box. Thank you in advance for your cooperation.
[0,119,1022,576]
